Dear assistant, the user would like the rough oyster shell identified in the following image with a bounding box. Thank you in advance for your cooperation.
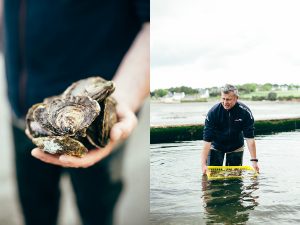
[87,97,117,148]
[35,95,100,137]
[25,103,53,139]
[63,76,115,102]
[32,104,58,135]
[32,136,88,157]
[25,76,117,157]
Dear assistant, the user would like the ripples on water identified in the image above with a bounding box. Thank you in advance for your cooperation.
[150,131,300,224]
[201,178,259,224]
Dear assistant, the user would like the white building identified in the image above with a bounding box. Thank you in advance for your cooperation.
[161,92,185,103]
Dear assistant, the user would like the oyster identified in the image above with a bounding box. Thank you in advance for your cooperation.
[63,76,115,101]
[46,95,100,136]
[25,76,117,157]
[25,103,52,139]
[32,136,88,157]
[87,97,117,148]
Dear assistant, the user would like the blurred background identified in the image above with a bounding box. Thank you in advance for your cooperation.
[0,53,149,225]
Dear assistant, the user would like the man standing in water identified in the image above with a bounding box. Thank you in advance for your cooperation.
[201,84,259,174]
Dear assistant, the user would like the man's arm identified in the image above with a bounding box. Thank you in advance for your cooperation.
[201,110,215,174]
[201,141,211,174]
[110,23,149,141]
[242,106,259,172]
[245,138,259,172]
[113,23,150,113]
[32,23,150,168]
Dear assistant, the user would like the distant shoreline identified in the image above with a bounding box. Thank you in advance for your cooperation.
[151,99,300,104]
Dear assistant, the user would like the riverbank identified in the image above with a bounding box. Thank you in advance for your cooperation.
[150,118,300,143]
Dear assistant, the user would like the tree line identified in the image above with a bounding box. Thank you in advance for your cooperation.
[151,83,300,98]
[151,86,199,97]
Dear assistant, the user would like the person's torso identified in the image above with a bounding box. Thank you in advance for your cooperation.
[3,0,145,117]
[211,102,249,152]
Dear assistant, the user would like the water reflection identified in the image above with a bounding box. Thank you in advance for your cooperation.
[201,176,259,224]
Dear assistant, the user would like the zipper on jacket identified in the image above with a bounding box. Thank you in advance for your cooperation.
[228,111,231,137]
[19,0,27,117]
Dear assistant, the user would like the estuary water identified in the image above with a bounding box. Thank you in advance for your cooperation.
[150,131,300,224]
[151,101,300,126]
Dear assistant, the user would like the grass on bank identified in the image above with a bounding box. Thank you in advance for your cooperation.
[241,90,300,100]
[150,118,300,143]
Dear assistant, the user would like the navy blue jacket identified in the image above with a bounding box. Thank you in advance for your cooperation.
[203,102,255,152]
[3,0,149,118]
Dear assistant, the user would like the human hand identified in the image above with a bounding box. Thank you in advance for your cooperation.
[202,164,208,175]
[252,161,259,173]
[31,103,138,168]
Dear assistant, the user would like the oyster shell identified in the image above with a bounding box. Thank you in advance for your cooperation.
[25,103,53,139]
[32,136,88,157]
[87,97,117,148]
[63,76,115,102]
[32,104,57,135]
[46,95,100,136]
[25,76,117,157]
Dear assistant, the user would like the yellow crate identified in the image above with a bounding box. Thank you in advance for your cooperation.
[207,166,258,180]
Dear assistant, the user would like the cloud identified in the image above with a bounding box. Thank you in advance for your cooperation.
[151,0,300,89]
[151,0,300,90]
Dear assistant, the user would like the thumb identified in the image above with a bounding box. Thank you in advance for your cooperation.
[110,112,137,142]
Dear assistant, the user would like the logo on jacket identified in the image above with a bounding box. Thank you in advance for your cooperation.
[234,118,243,122]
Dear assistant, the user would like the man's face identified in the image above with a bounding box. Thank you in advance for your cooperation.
[221,92,238,110]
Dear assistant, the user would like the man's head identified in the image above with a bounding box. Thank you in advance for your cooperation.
[221,84,239,110]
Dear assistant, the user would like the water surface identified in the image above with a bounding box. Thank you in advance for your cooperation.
[150,131,300,224]
[151,101,300,126]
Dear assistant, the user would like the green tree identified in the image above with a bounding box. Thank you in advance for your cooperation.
[169,86,198,95]
[238,83,257,94]
[209,86,220,97]
[273,84,279,90]
[261,83,272,91]
[267,92,277,101]
[153,89,168,98]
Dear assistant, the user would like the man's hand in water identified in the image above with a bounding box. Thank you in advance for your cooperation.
[202,164,208,175]
[252,161,259,173]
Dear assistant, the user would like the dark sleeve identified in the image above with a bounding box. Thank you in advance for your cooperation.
[134,0,150,23]
[203,110,215,142]
[242,110,255,138]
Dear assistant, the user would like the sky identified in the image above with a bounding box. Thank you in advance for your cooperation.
[151,0,300,90]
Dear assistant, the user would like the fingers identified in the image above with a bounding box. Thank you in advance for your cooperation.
[110,105,138,142]
[31,141,115,168]
[110,116,137,141]
[252,165,259,173]
[59,142,114,168]
[31,103,138,168]
[251,162,260,173]
[202,165,207,175]
[31,148,63,166]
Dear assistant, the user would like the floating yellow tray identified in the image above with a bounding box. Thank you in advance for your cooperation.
[207,166,258,180]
